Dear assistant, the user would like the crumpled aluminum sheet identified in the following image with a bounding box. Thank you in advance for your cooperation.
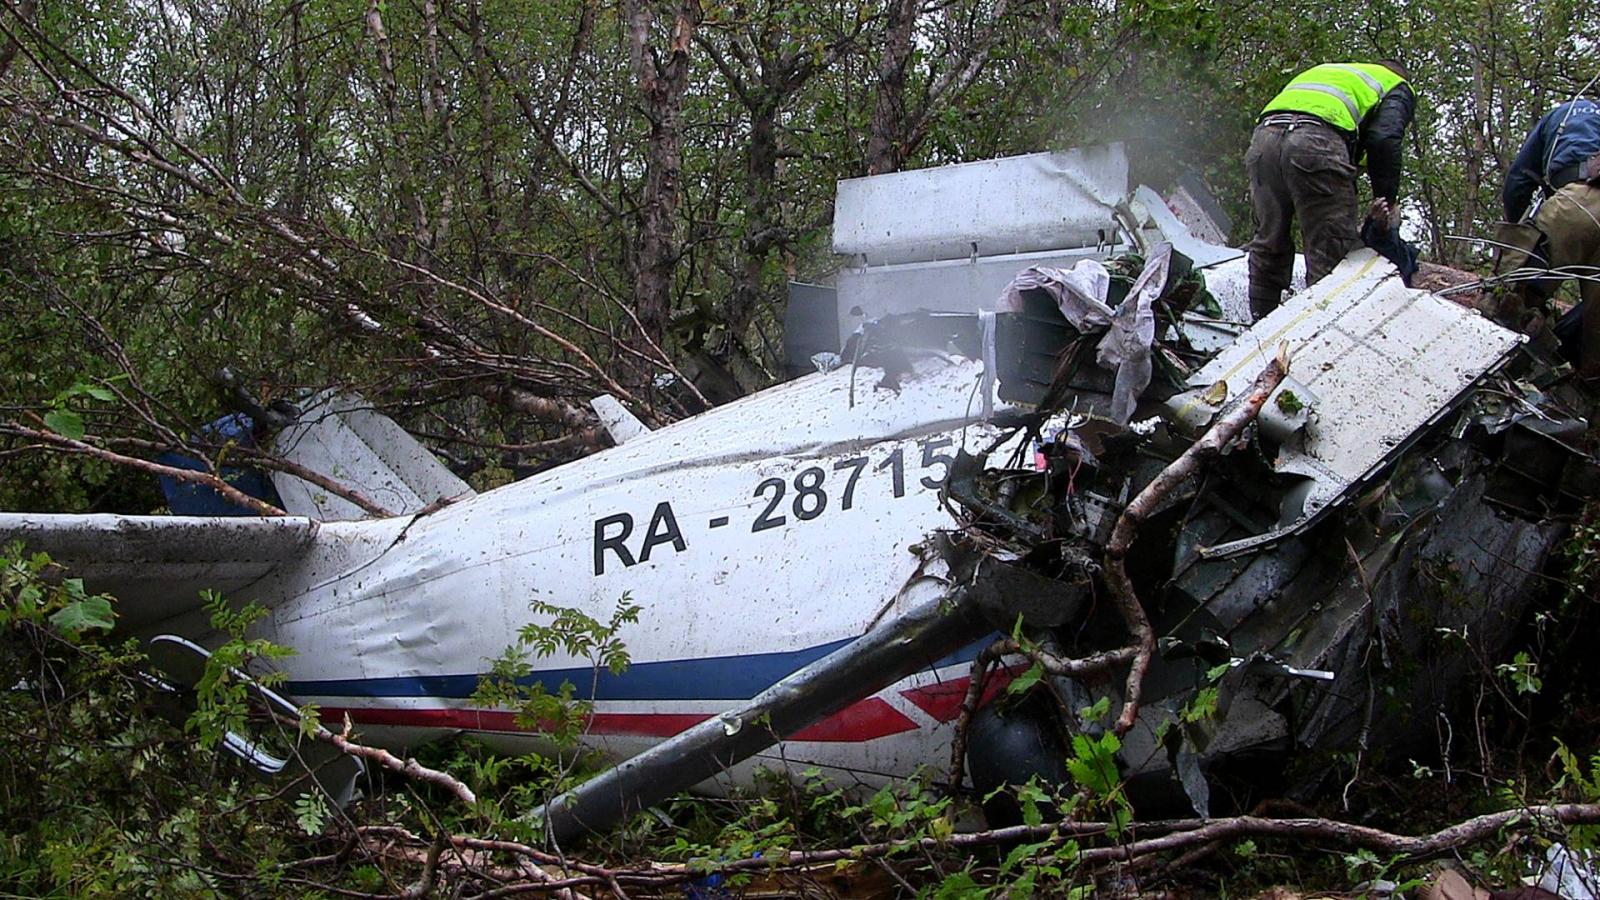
[833,145,1128,265]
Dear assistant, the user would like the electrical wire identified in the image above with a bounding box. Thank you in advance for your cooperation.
[1441,232,1550,266]
[1433,265,1600,296]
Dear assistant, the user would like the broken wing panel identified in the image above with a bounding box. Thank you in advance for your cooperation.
[1184,251,1523,555]
[0,513,320,629]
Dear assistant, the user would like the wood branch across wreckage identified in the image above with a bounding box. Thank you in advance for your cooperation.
[306,804,1600,898]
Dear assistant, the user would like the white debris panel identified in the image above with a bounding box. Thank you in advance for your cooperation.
[1183,250,1524,556]
[832,145,1128,266]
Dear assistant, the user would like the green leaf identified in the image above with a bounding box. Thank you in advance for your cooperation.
[43,409,84,441]
[49,595,115,634]
[1007,662,1044,697]
[934,870,987,899]
[293,792,329,835]
[297,704,322,738]
[1181,687,1220,723]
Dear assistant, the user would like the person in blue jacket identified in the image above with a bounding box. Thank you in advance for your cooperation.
[1503,98,1600,222]
[1502,98,1600,379]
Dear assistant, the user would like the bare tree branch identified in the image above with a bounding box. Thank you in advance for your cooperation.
[2,422,287,516]
[1103,345,1290,735]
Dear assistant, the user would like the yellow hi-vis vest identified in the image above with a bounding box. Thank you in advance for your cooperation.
[1261,63,1407,132]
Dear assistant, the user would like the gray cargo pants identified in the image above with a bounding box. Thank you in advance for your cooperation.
[1245,118,1361,318]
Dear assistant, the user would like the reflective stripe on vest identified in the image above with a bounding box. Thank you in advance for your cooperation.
[1261,63,1405,132]
[1287,82,1362,123]
[1329,64,1385,95]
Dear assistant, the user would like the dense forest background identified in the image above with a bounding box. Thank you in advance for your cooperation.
[0,0,1592,509]
[6,4,1600,896]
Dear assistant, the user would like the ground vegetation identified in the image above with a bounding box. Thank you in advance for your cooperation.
[3,0,1600,895]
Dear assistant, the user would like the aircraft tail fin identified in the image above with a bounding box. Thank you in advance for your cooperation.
[269,391,474,521]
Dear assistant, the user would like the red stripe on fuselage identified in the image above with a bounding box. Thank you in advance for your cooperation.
[319,695,919,743]
[898,670,1018,722]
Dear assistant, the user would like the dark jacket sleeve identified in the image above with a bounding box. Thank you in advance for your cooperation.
[1358,83,1415,202]
[1503,115,1549,221]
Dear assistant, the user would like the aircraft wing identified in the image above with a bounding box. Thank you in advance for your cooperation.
[0,513,321,630]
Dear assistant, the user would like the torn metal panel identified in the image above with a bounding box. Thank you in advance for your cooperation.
[1180,251,1524,556]
[991,244,1180,423]
[832,145,1128,265]
[270,391,474,520]
[1128,185,1243,270]
[1167,173,1233,244]
[836,245,1115,350]
[938,230,1582,814]
[1282,471,1563,756]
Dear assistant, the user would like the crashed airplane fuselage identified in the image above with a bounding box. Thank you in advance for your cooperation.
[1,148,1590,826]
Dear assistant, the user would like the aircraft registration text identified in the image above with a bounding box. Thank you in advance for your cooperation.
[591,437,957,575]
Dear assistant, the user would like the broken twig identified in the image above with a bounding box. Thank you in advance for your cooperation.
[947,637,1137,790]
[355,802,1600,894]
[268,710,479,806]
[1103,345,1290,735]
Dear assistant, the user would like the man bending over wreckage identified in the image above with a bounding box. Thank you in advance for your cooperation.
[1245,61,1415,317]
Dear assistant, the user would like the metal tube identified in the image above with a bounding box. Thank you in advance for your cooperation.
[533,586,984,845]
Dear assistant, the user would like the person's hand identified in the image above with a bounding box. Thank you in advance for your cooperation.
[1367,198,1393,234]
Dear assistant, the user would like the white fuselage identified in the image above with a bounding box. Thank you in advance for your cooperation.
[222,357,1015,791]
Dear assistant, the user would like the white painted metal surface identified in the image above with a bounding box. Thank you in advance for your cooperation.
[829,148,1295,336]
[832,145,1128,265]
[1185,250,1524,554]
[836,245,1116,348]
[1129,185,1243,269]
[590,395,650,444]
[1192,253,1306,324]
[0,513,320,629]
[270,391,473,520]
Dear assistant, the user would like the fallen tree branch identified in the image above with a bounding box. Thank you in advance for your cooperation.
[1071,803,1600,866]
[320,727,478,807]
[375,844,592,899]
[104,434,400,519]
[1102,345,1289,735]
[267,711,479,807]
[480,385,600,430]
[354,802,1600,893]
[2,421,287,517]
[234,448,398,518]
[945,640,1001,791]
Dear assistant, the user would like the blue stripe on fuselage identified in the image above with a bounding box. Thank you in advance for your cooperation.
[285,634,997,702]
